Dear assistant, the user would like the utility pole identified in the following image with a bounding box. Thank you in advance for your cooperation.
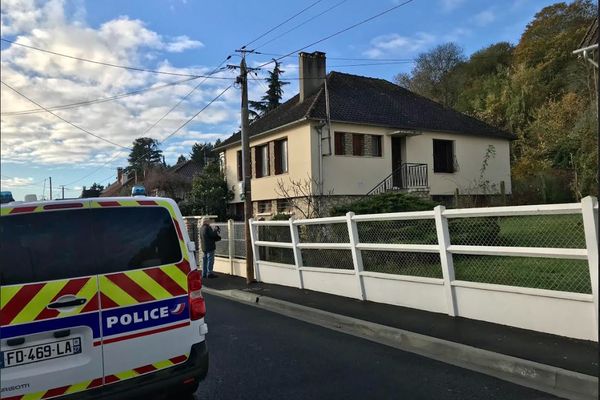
[229,49,259,284]
[60,185,65,200]
[49,176,52,200]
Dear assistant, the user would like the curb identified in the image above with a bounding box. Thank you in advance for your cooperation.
[203,287,598,400]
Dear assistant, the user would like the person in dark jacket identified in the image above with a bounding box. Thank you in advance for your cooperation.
[199,217,221,278]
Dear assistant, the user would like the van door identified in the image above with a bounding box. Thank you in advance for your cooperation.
[0,205,103,399]
[90,201,196,385]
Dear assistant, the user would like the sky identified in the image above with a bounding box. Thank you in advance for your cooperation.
[1,0,558,201]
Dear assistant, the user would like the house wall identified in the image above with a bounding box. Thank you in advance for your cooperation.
[222,121,513,208]
[404,131,512,196]
[318,122,512,196]
[223,122,313,203]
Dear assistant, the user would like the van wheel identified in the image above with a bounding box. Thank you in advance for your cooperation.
[177,382,200,399]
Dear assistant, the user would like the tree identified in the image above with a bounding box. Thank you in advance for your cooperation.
[394,43,466,107]
[176,154,187,164]
[249,60,290,118]
[144,167,189,201]
[89,182,104,192]
[275,176,333,219]
[189,162,233,220]
[127,137,163,177]
[189,142,215,168]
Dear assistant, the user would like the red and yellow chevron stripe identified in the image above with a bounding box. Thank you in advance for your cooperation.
[1,277,99,326]
[2,355,188,400]
[99,261,191,309]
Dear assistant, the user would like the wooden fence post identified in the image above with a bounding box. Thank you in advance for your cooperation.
[346,212,366,300]
[289,217,304,289]
[434,205,458,316]
[581,196,599,335]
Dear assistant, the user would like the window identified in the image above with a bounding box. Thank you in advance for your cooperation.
[237,150,243,181]
[274,139,288,175]
[352,134,364,156]
[371,135,382,157]
[257,200,272,214]
[254,145,270,178]
[433,139,455,173]
[335,132,383,157]
[277,199,290,213]
[0,207,182,285]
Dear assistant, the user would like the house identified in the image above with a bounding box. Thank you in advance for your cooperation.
[100,161,203,200]
[216,51,515,219]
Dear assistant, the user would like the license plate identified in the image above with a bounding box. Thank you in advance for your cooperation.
[0,337,81,368]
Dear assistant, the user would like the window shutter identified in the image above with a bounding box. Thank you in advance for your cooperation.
[255,147,262,178]
[237,150,243,181]
[334,132,344,155]
[353,134,363,156]
[274,141,281,175]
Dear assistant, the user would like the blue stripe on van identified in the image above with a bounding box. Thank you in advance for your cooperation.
[0,312,101,339]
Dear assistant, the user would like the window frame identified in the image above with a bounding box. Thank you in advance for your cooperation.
[433,139,455,173]
[334,132,383,158]
[254,144,270,178]
[257,200,272,214]
[274,138,288,175]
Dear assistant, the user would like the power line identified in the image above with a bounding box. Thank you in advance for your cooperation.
[62,58,232,187]
[254,0,349,51]
[0,38,235,79]
[243,0,324,48]
[257,0,416,70]
[257,51,414,62]
[1,76,201,116]
[94,84,233,187]
[1,80,131,149]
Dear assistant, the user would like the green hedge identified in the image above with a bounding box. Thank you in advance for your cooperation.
[330,192,438,216]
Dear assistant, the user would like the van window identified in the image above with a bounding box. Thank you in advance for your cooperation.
[0,207,182,285]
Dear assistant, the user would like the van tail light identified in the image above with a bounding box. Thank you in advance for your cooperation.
[187,270,206,320]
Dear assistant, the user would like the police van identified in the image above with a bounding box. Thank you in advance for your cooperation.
[0,197,208,399]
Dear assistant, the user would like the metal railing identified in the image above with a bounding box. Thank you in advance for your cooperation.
[183,218,246,259]
[367,163,428,195]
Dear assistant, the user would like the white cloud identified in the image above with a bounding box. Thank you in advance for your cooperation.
[472,10,495,27]
[165,35,203,52]
[440,0,465,12]
[0,176,35,188]
[363,32,436,58]
[0,0,237,171]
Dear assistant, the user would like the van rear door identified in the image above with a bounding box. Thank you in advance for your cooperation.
[0,204,103,399]
[89,200,196,386]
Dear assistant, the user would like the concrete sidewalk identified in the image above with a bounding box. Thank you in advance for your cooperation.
[203,274,598,399]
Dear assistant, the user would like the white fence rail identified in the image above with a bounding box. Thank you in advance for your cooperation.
[249,197,599,341]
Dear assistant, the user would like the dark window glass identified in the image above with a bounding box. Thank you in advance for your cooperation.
[433,139,455,173]
[371,135,382,157]
[274,139,288,175]
[0,207,182,285]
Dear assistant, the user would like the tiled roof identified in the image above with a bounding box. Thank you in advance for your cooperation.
[170,160,203,180]
[218,71,515,149]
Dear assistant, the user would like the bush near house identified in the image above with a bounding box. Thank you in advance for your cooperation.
[329,192,438,216]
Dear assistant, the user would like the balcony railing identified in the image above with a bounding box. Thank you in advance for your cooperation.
[367,163,428,196]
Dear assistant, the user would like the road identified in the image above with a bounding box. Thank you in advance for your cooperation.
[193,293,558,400]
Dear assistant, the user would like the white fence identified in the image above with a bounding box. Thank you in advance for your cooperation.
[248,197,599,341]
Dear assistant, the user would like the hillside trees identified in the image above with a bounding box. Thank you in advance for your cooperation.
[396,0,597,201]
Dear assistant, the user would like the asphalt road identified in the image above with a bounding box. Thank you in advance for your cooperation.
[193,293,559,400]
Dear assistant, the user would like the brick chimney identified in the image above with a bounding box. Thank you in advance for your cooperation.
[299,51,326,103]
[117,167,123,184]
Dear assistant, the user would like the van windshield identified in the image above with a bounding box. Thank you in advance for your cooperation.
[0,207,182,285]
